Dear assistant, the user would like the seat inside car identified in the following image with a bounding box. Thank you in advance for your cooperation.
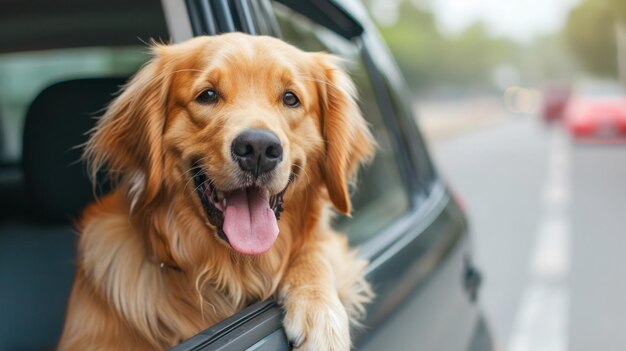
[0,78,124,350]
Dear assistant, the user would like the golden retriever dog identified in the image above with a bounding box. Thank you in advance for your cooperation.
[58,33,374,351]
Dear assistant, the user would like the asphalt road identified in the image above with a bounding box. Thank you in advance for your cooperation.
[428,115,626,350]
[569,140,626,351]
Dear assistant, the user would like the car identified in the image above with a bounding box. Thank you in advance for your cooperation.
[541,83,571,122]
[564,82,626,141]
[0,0,493,350]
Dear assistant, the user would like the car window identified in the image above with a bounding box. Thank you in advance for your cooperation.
[0,0,168,163]
[0,48,150,162]
[272,3,410,246]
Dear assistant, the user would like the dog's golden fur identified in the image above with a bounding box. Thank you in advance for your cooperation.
[58,33,374,350]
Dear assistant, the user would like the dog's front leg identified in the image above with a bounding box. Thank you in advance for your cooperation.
[279,241,351,351]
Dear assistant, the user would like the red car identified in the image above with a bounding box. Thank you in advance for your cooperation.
[542,84,571,122]
[564,83,626,141]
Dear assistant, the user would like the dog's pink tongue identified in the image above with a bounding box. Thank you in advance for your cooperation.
[223,187,279,255]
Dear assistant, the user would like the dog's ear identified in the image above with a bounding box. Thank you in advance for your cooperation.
[314,53,375,215]
[85,45,172,206]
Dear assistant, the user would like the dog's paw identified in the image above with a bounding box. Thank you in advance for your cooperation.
[282,290,350,351]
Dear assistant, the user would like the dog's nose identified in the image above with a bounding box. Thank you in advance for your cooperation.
[232,129,283,177]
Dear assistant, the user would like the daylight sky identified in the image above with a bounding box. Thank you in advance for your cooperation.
[370,0,583,42]
[430,0,582,41]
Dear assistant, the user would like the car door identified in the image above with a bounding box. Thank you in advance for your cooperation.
[169,1,485,350]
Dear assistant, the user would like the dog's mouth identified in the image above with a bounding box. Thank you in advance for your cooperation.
[192,167,288,255]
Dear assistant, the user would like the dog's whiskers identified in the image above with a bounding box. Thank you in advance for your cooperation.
[291,162,310,207]
[192,176,212,196]
[179,157,211,192]
[182,168,202,192]
[291,163,309,186]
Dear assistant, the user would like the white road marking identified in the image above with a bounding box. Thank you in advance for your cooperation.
[531,217,569,279]
[508,126,571,351]
[508,285,569,351]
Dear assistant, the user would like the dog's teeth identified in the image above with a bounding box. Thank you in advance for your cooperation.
[222,198,227,208]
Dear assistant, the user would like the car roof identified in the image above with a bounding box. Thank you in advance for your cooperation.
[0,0,168,53]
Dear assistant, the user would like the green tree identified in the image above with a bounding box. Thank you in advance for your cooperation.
[442,23,519,89]
[369,1,521,94]
[375,2,446,92]
[565,0,626,78]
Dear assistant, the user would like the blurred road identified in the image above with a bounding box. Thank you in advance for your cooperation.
[570,141,626,351]
[427,115,626,350]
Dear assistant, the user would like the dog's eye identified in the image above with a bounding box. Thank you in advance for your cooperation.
[282,92,300,108]
[196,89,219,104]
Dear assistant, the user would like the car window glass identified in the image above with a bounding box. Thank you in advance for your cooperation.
[0,1,168,163]
[272,3,410,246]
[0,48,150,162]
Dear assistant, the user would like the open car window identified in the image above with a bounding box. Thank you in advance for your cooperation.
[273,2,411,246]
[171,1,414,350]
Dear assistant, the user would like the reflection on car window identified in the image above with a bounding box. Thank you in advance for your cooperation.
[0,48,148,162]
[273,3,410,246]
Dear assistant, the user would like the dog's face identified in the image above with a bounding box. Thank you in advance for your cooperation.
[86,33,373,255]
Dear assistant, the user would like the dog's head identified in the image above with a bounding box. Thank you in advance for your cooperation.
[86,33,374,255]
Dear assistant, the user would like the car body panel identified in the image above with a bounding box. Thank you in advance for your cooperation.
[565,96,626,140]
[542,84,571,122]
[564,82,626,141]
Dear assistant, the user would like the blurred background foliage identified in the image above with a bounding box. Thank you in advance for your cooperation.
[370,1,521,95]
[362,0,626,97]
[565,0,626,78]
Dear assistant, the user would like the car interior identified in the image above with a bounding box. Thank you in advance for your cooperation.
[0,1,168,348]
[1,77,128,349]
[0,1,415,349]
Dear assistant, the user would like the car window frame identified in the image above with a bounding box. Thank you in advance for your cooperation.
[360,27,439,196]
[266,3,429,250]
